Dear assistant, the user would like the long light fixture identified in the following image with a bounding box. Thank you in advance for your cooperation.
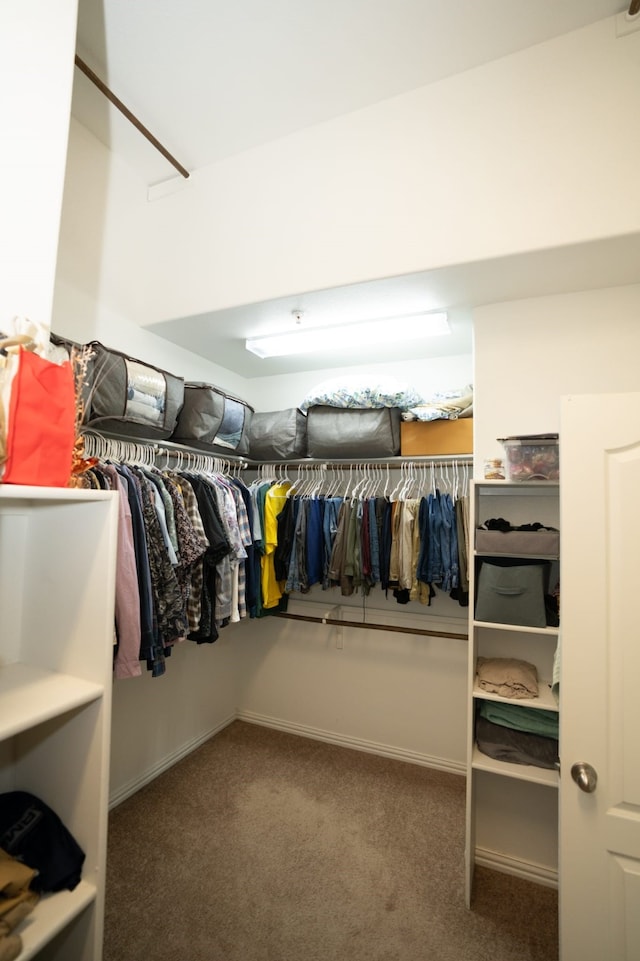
[245,311,449,359]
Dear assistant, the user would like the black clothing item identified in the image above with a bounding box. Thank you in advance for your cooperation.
[416,496,430,585]
[185,475,232,643]
[393,588,411,605]
[482,517,558,533]
[274,495,296,582]
[0,791,85,892]
[231,478,258,616]
[379,500,393,592]
[294,499,310,594]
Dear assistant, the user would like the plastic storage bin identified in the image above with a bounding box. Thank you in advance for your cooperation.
[499,434,559,481]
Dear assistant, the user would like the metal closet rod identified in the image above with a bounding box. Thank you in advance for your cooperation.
[74,55,190,180]
[276,610,468,641]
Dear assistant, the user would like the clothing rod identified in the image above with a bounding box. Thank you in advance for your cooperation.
[74,55,190,180]
[275,611,468,641]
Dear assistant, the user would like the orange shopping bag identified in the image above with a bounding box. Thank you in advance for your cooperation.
[2,347,76,487]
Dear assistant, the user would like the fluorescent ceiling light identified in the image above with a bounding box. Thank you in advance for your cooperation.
[246,311,449,359]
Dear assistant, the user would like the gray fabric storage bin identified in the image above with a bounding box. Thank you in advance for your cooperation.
[475,529,559,557]
[249,408,307,460]
[474,560,547,628]
[171,382,254,455]
[306,405,402,458]
[83,341,185,440]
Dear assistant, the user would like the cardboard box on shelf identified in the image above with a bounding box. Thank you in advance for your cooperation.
[400,418,473,456]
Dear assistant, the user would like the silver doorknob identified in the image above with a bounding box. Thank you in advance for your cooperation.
[571,761,598,793]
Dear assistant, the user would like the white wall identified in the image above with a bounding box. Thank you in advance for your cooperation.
[235,602,468,773]
[53,121,250,395]
[473,284,640,469]
[0,0,78,329]
[84,16,640,328]
[54,119,159,330]
[53,278,249,395]
[109,632,241,806]
[243,353,473,412]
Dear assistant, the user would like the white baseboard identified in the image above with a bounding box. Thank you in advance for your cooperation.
[475,846,558,889]
[236,709,466,777]
[108,712,236,809]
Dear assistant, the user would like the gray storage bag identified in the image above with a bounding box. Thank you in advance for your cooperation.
[249,408,307,460]
[306,405,402,458]
[83,341,185,440]
[171,383,254,455]
[475,559,547,628]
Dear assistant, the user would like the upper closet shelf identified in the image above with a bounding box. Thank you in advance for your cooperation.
[477,480,559,493]
[81,428,472,468]
[472,677,558,711]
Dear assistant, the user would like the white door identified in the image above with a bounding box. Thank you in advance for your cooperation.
[560,393,640,961]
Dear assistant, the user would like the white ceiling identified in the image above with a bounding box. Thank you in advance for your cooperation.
[71,0,634,378]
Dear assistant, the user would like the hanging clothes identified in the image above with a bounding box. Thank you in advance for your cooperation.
[78,434,472,676]
[257,460,470,611]
[77,437,264,675]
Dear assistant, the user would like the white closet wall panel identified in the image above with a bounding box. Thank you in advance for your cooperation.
[235,610,468,773]
[473,284,640,471]
[109,635,240,806]
[0,0,78,328]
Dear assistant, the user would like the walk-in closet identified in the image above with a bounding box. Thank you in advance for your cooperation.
[3,2,640,959]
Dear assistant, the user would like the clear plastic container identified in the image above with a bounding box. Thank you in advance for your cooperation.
[498,434,559,482]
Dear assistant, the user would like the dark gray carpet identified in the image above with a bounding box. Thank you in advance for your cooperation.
[105,721,558,960]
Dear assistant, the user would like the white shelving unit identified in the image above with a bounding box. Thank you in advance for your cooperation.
[0,486,119,961]
[465,480,560,905]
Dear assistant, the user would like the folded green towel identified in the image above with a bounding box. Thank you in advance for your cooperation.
[479,700,559,739]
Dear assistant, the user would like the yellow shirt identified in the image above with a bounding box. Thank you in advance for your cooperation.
[261,482,292,608]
